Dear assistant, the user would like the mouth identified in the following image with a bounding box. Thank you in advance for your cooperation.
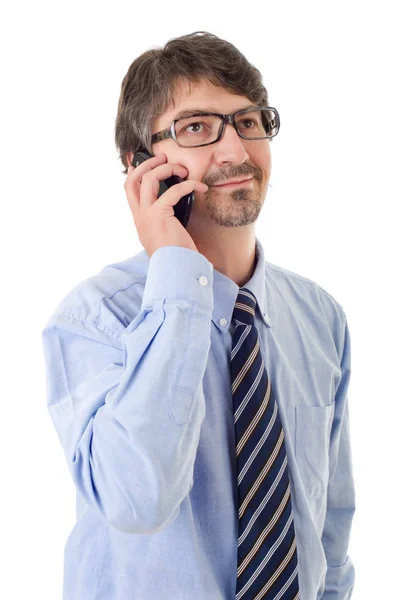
[212,177,254,188]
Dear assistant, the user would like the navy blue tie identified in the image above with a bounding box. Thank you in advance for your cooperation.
[230,287,300,600]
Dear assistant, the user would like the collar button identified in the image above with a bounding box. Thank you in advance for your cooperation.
[198,275,208,286]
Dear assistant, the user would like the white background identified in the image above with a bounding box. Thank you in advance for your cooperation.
[1,1,408,598]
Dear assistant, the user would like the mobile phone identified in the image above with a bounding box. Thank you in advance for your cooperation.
[131,151,194,228]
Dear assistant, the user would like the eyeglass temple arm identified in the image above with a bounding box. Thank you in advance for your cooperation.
[151,129,173,143]
[264,110,280,135]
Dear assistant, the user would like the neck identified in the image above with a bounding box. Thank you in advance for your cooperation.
[187,224,257,287]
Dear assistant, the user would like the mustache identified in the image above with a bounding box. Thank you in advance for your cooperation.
[204,164,261,186]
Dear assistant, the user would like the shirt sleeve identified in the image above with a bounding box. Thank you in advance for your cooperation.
[321,315,356,598]
[41,246,214,535]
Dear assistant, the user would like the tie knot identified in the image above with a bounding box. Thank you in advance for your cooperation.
[232,287,257,326]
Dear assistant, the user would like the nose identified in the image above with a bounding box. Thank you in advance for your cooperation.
[213,122,249,165]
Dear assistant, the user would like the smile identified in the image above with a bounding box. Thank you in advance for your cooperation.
[212,178,253,188]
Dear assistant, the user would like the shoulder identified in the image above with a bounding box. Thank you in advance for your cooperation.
[266,260,344,310]
[265,260,347,355]
[44,250,150,338]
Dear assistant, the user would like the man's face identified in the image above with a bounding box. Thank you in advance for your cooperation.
[150,78,272,228]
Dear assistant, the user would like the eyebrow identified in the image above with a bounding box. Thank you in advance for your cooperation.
[172,105,259,121]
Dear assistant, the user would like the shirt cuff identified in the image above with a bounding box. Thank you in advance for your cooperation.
[142,246,214,310]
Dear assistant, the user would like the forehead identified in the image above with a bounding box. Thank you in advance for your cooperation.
[154,78,254,130]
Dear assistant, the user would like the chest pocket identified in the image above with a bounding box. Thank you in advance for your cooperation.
[295,404,335,523]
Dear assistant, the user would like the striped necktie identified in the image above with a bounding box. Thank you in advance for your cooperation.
[230,287,300,600]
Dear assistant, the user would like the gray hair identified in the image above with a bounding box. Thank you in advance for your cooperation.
[114,31,270,175]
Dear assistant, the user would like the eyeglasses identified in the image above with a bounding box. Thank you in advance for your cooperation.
[151,106,280,148]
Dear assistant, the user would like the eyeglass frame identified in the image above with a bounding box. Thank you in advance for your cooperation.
[151,106,280,148]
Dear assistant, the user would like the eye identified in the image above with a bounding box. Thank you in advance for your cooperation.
[184,122,207,133]
[239,118,257,129]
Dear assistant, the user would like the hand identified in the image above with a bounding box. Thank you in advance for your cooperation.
[124,153,208,258]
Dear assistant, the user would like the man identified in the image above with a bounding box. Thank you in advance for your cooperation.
[42,31,356,599]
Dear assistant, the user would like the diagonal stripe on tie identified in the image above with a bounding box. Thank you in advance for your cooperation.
[230,287,300,600]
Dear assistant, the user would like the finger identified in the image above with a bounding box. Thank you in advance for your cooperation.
[155,180,208,209]
[139,163,190,209]
[125,165,134,185]
[124,168,143,218]
[124,155,167,214]
[126,153,167,185]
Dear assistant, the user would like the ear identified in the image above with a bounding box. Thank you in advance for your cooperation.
[126,152,133,168]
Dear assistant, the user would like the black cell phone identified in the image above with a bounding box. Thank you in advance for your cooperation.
[131,151,194,228]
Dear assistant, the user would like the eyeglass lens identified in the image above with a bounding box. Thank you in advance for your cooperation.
[174,108,276,148]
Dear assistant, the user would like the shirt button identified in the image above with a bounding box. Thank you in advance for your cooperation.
[219,318,228,326]
[198,275,208,286]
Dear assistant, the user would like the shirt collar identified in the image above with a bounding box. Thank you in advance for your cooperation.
[136,236,271,333]
[211,236,271,332]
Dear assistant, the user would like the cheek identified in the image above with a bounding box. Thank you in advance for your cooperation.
[261,160,271,184]
[187,166,208,184]
[167,155,199,179]
[182,151,212,183]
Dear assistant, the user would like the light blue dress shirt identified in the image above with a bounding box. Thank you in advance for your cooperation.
[41,236,356,600]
